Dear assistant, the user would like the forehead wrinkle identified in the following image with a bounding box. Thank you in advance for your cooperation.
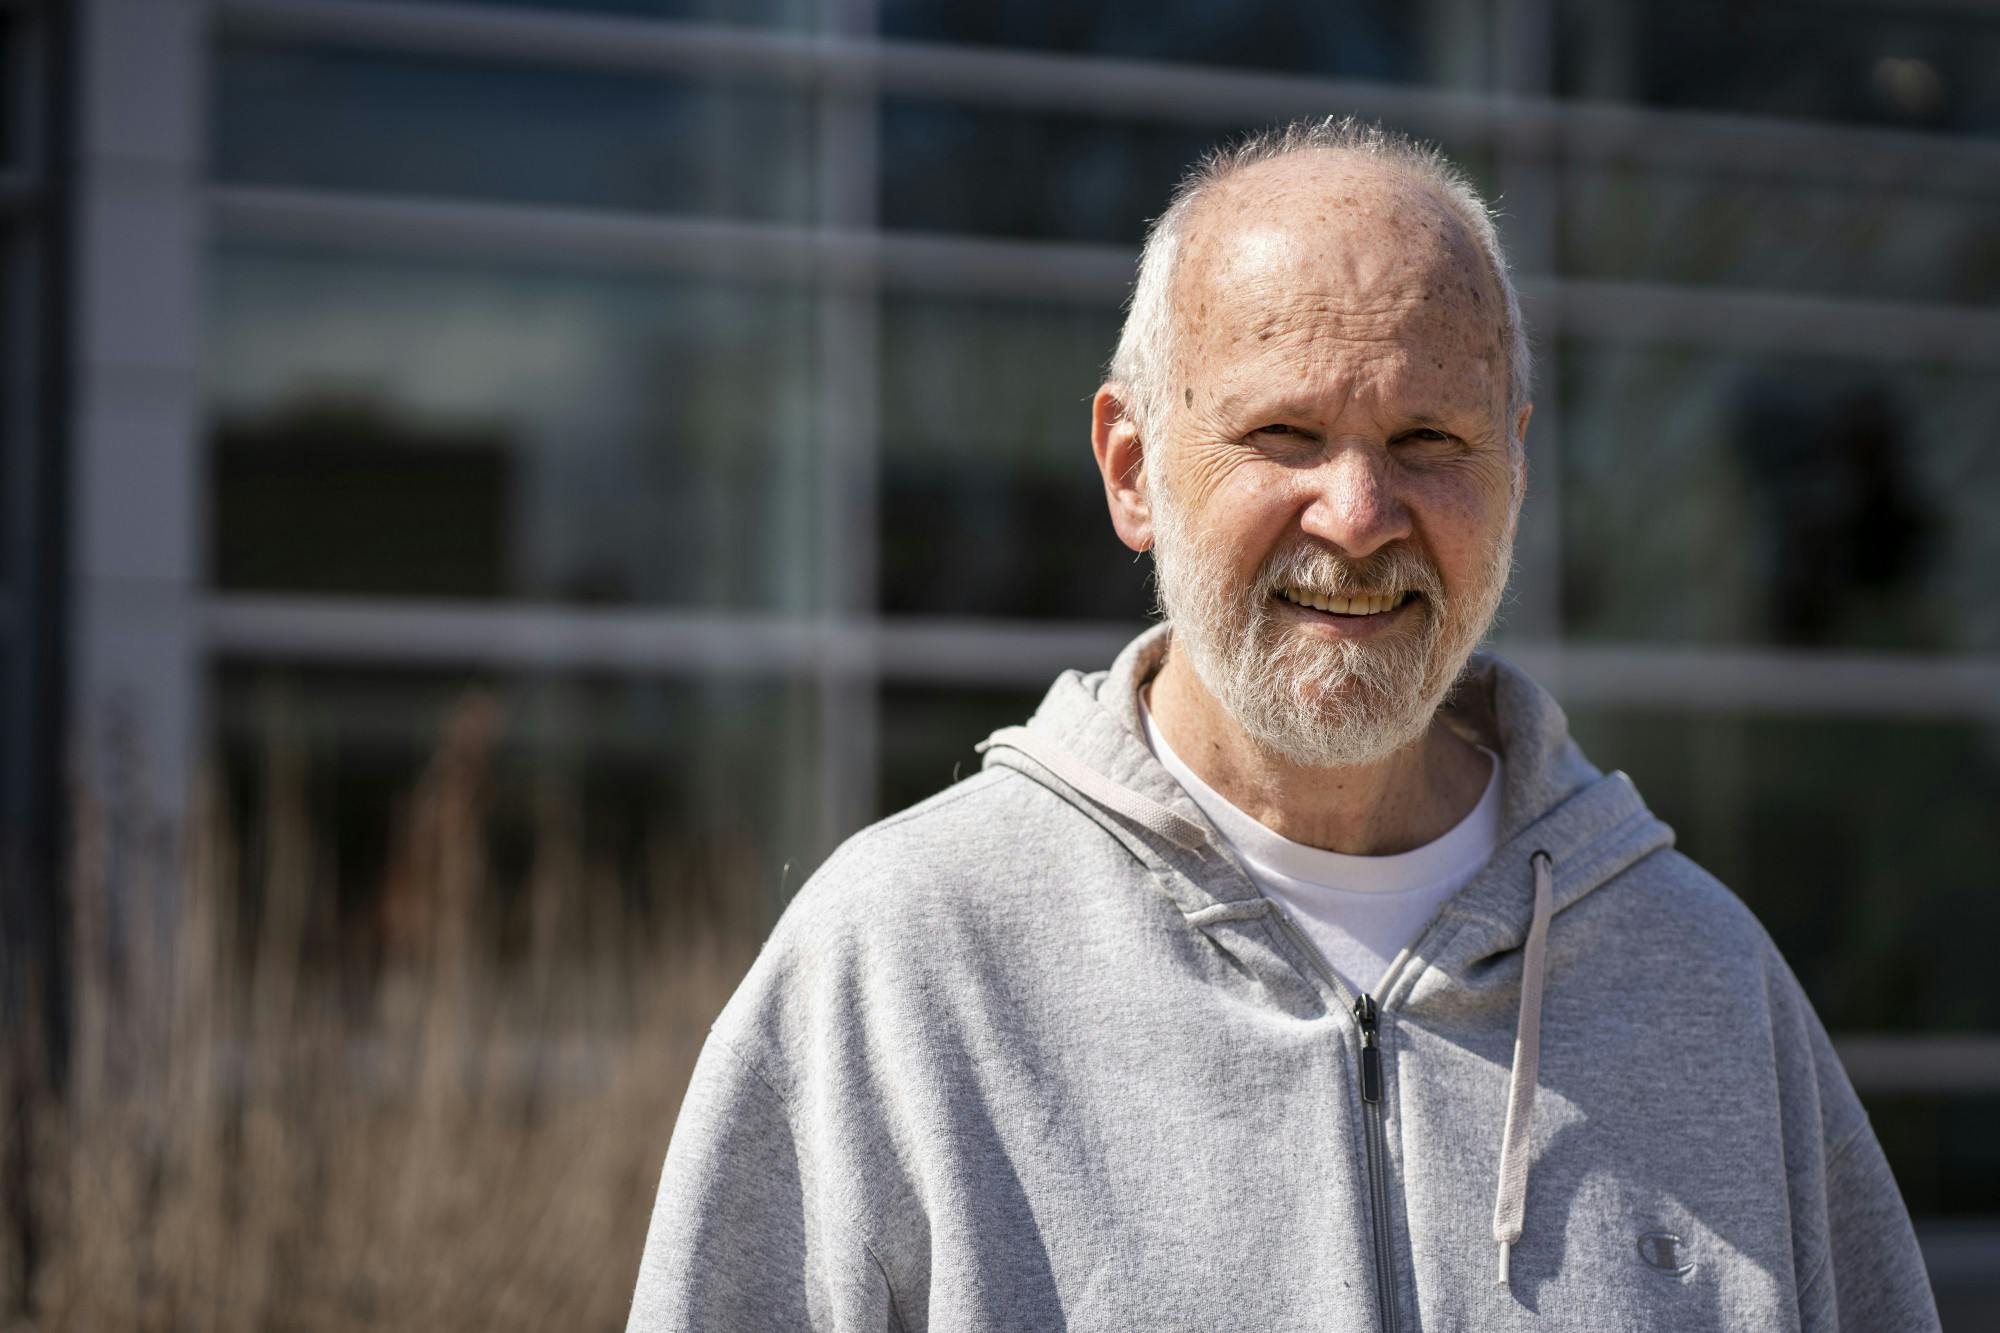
[1245,289,1431,349]
[1205,299,1502,423]
[1181,295,1506,436]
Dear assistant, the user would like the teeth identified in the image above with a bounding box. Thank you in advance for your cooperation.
[1280,588,1408,616]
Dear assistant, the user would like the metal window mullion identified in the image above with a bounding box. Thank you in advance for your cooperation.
[1495,0,1562,645]
[198,597,2000,722]
[206,190,2000,370]
[1834,1034,2000,1096]
[207,0,2000,198]
[70,0,207,847]
[807,0,881,883]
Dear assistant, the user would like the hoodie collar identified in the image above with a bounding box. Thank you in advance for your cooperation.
[981,622,1675,961]
[980,622,1677,1293]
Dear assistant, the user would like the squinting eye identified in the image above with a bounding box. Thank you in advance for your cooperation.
[1401,428,1451,443]
[1256,424,1301,436]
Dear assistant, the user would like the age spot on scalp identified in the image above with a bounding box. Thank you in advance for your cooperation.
[1184,387,1194,407]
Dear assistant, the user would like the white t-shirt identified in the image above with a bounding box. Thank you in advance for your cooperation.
[1140,693,1503,998]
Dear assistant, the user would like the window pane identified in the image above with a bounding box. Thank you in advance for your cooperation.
[881,103,1227,245]
[1555,0,2000,136]
[1559,164,2000,306]
[1558,342,2000,653]
[1565,705,2000,1033]
[1865,1095,2000,1219]
[882,100,1499,244]
[879,295,1150,621]
[207,244,820,610]
[882,0,1466,84]
[337,0,812,24]
[213,661,824,939]
[0,14,21,172]
[214,41,816,222]
[879,682,1046,819]
[0,225,18,589]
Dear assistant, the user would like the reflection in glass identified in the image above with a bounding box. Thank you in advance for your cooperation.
[882,0,1438,82]
[1555,0,2000,135]
[879,295,1151,621]
[1559,342,1997,652]
[214,40,816,221]
[1558,165,2000,306]
[206,244,820,610]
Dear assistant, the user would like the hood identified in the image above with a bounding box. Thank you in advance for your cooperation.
[978,621,1674,968]
[977,622,1678,1290]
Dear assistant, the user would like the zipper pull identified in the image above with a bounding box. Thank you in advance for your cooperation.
[1354,992,1383,1103]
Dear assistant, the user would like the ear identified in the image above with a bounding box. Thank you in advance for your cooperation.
[1510,402,1534,504]
[1092,383,1154,553]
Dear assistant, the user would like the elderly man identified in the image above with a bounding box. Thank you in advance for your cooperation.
[627,120,1938,1331]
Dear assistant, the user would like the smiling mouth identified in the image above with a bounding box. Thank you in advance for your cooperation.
[1275,587,1416,617]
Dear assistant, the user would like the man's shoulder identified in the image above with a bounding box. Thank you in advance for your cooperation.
[1607,842,1764,932]
[1576,840,1838,1042]
[1609,843,1875,1145]
[707,764,1147,1086]
[803,764,1104,907]
[1583,841,1780,963]
[744,763,1136,980]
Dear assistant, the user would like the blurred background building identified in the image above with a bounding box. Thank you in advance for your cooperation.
[3,0,1997,1320]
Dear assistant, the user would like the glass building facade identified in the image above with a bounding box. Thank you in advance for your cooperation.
[18,0,2000,1316]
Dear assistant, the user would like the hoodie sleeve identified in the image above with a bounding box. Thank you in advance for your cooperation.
[625,1033,902,1333]
[1798,1120,1941,1333]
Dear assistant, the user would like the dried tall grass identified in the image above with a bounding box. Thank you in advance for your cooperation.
[3,695,761,1331]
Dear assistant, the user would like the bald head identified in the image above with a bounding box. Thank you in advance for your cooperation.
[1171,153,1514,442]
[1108,119,1529,450]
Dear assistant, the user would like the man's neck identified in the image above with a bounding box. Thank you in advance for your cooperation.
[1145,643,1491,857]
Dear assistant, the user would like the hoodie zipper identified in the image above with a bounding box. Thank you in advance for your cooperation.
[1354,992,1398,1333]
[1271,908,1401,1333]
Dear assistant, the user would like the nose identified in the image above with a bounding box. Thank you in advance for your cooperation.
[1298,442,1412,559]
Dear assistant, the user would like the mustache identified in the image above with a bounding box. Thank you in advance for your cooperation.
[1251,542,1446,603]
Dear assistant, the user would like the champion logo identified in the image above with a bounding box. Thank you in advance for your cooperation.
[1637,1231,1696,1277]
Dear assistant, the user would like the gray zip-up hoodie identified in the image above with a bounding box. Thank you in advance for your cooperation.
[628,625,1939,1332]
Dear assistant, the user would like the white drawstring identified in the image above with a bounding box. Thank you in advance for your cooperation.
[1492,850,1555,1290]
[992,727,1555,1290]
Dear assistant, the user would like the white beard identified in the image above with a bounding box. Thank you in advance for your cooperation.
[1147,466,1515,769]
